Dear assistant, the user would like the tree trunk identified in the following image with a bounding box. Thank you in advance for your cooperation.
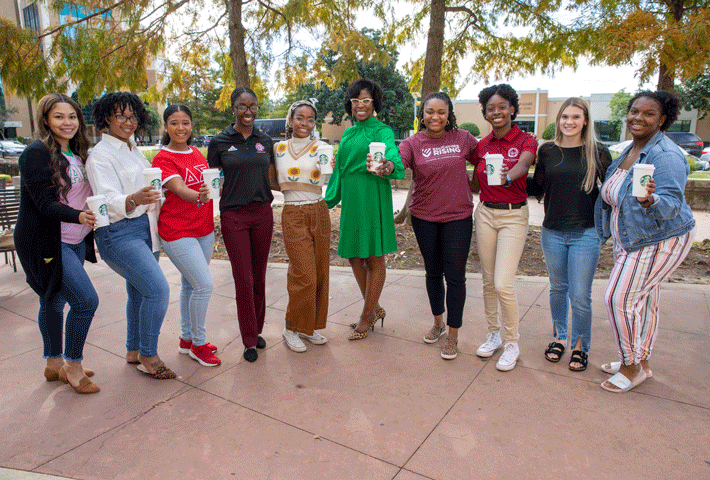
[657,62,674,91]
[421,0,446,99]
[395,0,446,225]
[227,0,250,87]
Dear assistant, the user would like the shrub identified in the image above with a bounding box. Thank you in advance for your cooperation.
[0,162,20,177]
[542,123,556,140]
[459,122,480,137]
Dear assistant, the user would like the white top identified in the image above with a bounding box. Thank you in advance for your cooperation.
[86,133,161,252]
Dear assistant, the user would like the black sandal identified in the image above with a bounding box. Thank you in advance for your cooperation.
[544,342,565,363]
[569,350,588,371]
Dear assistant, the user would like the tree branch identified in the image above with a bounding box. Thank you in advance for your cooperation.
[36,0,127,39]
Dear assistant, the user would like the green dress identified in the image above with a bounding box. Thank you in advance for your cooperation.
[325,117,404,258]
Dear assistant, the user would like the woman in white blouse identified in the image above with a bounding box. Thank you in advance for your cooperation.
[86,92,175,380]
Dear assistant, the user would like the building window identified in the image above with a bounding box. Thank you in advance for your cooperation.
[513,120,535,133]
[666,120,691,133]
[23,3,40,32]
[594,121,621,142]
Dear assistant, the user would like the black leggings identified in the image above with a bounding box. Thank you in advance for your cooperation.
[411,215,473,329]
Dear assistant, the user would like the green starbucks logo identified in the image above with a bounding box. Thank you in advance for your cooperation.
[486,164,494,175]
[319,153,329,165]
[151,179,161,189]
[98,204,107,216]
[212,178,220,189]
[373,151,384,161]
[640,174,651,187]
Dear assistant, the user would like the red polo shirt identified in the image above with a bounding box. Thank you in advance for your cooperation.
[474,125,537,204]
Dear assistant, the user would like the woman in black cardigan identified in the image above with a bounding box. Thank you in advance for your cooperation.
[15,94,100,394]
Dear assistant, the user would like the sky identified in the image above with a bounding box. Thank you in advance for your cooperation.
[452,61,657,101]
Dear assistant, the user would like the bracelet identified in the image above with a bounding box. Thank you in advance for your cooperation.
[640,197,653,208]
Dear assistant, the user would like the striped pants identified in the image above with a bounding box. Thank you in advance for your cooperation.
[604,229,695,365]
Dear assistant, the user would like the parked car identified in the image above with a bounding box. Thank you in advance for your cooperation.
[665,132,703,157]
[253,119,287,142]
[0,140,26,157]
[193,135,214,147]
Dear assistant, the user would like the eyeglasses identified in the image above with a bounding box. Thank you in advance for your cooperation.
[236,105,259,113]
[114,114,139,124]
[350,98,373,106]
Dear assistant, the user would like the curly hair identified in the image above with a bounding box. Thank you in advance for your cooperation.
[478,84,520,121]
[92,91,149,132]
[627,90,680,132]
[161,104,193,146]
[418,92,458,133]
[35,93,91,201]
[285,100,318,139]
[230,87,258,106]
[343,79,383,117]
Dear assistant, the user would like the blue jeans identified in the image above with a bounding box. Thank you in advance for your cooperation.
[95,215,169,357]
[160,233,214,346]
[38,241,99,361]
[541,227,600,353]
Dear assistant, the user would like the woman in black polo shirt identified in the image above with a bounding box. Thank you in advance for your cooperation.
[207,87,276,363]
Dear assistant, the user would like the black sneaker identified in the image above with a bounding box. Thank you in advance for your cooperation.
[256,336,266,349]
[243,348,258,362]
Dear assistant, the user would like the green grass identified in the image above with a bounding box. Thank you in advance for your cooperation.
[690,171,710,179]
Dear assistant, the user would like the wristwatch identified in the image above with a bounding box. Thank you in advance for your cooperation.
[503,174,512,187]
[128,195,136,209]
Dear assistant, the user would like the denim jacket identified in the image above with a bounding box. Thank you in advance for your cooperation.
[594,130,695,252]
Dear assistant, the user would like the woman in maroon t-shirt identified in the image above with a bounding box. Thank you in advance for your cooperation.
[399,92,477,360]
[152,104,219,367]
[472,84,537,372]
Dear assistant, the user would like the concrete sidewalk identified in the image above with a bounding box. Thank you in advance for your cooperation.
[1,257,709,479]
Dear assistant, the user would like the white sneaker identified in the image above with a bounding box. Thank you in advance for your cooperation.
[298,331,328,345]
[496,342,520,371]
[476,331,502,357]
[283,328,307,352]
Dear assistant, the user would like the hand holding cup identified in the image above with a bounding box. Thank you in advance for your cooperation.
[78,210,97,229]
[134,186,162,205]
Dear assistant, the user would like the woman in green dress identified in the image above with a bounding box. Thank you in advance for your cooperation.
[325,79,404,340]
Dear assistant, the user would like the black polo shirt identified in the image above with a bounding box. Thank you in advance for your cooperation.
[207,124,274,212]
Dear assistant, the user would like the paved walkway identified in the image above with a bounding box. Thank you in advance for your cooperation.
[1,254,709,479]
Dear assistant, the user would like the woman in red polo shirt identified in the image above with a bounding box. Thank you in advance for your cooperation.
[473,84,537,372]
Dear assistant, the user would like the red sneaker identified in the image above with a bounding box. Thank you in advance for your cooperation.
[179,338,218,354]
[189,343,221,367]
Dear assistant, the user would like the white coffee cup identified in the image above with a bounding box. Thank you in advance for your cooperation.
[485,154,504,186]
[86,194,110,228]
[202,168,221,200]
[632,164,655,197]
[368,142,386,172]
[317,145,334,175]
[143,168,162,194]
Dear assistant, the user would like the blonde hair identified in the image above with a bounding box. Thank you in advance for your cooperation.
[554,97,599,193]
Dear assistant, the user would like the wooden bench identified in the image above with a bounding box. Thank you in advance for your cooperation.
[0,188,20,272]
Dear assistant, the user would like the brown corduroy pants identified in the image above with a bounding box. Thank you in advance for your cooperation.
[282,200,330,335]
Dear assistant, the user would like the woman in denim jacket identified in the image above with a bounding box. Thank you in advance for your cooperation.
[595,90,695,393]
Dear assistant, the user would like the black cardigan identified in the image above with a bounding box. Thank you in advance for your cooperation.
[14,140,96,301]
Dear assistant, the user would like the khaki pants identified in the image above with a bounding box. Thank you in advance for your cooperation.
[282,200,330,335]
[474,203,529,343]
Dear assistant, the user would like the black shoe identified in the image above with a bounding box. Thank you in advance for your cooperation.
[243,348,258,362]
[256,336,266,349]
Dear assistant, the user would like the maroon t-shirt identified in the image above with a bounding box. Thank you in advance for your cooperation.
[474,125,537,204]
[399,129,478,222]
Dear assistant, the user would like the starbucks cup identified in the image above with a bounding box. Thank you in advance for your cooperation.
[317,145,334,175]
[368,142,386,172]
[633,164,655,197]
[202,168,221,200]
[86,194,110,228]
[143,168,162,194]
[485,154,504,186]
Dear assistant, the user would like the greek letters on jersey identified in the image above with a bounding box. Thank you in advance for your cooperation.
[421,144,462,159]
[67,163,87,184]
[183,164,207,187]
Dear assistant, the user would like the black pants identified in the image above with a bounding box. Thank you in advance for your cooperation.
[411,215,473,329]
